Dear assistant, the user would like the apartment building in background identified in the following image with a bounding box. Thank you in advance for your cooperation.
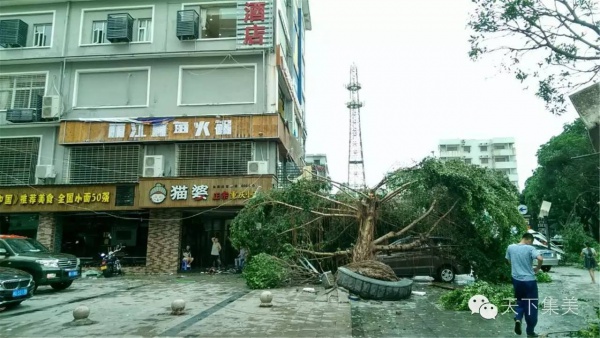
[0,0,311,274]
[304,153,330,180]
[438,138,520,189]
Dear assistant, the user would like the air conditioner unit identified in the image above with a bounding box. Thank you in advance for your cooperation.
[0,19,28,48]
[480,143,488,146]
[35,165,56,179]
[480,155,489,158]
[247,161,268,175]
[143,155,164,177]
[176,10,200,40]
[6,108,39,123]
[106,13,133,43]
[42,95,61,119]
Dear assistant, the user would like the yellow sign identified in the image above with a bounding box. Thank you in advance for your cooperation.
[212,190,254,201]
[0,192,110,206]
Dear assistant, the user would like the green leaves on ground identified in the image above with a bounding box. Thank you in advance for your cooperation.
[242,253,287,289]
[439,281,514,311]
[536,271,552,283]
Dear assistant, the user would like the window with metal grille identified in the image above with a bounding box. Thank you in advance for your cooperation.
[177,142,252,177]
[67,144,140,184]
[0,74,46,110]
[0,137,40,186]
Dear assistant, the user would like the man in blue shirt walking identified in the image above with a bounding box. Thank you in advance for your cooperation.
[506,232,544,337]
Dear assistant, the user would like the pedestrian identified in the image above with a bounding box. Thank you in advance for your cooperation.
[505,232,543,337]
[211,237,222,270]
[235,246,248,271]
[580,242,598,284]
[182,245,194,269]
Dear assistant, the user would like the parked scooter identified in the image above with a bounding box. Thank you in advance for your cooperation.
[100,244,124,278]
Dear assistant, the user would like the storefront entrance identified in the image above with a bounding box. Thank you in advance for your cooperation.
[181,211,237,270]
[0,214,38,239]
[58,212,149,266]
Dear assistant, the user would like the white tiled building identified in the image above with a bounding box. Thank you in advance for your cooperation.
[438,138,519,190]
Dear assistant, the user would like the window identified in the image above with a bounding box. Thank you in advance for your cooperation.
[33,23,52,47]
[200,4,236,38]
[481,158,489,164]
[179,65,255,105]
[463,146,471,153]
[137,18,151,42]
[0,74,46,110]
[464,158,472,164]
[446,145,458,151]
[480,146,488,151]
[92,21,107,44]
[75,68,150,108]
[494,156,509,162]
[0,137,40,186]
[67,144,141,184]
[313,159,321,165]
[177,141,252,176]
[494,144,506,150]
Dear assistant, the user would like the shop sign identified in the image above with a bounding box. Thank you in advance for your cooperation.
[149,183,210,204]
[0,191,110,206]
[108,120,233,140]
[213,190,254,200]
[236,0,274,49]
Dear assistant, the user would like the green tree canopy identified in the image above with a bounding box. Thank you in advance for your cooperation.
[523,119,599,238]
[468,0,600,115]
[230,158,525,282]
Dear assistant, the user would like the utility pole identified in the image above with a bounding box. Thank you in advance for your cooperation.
[346,64,366,189]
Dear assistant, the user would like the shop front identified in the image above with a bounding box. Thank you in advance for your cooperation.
[138,176,275,273]
[0,184,143,267]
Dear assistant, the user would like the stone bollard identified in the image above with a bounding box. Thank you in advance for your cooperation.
[171,299,186,315]
[66,305,96,326]
[259,291,273,307]
[73,305,90,320]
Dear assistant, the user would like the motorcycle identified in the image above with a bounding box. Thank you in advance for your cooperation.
[100,244,124,278]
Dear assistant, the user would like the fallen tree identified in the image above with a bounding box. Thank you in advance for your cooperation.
[231,158,526,283]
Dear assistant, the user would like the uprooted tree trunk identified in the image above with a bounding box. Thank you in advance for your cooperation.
[279,175,459,281]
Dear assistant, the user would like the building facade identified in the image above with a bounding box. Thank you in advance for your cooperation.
[438,138,519,189]
[304,153,329,180]
[0,0,311,273]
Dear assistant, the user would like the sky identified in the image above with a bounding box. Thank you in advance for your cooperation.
[303,0,579,191]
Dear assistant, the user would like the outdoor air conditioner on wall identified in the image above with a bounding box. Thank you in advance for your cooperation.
[35,165,56,179]
[106,13,134,43]
[42,95,61,119]
[0,19,28,48]
[247,161,268,175]
[176,10,200,40]
[143,155,164,177]
[6,108,39,123]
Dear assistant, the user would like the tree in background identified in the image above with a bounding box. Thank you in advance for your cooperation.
[468,0,600,115]
[523,119,599,238]
[230,158,524,283]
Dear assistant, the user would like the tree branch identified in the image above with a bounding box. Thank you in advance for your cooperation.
[426,200,459,236]
[278,216,323,235]
[380,181,417,204]
[296,248,351,257]
[305,190,358,211]
[372,200,437,245]
[313,175,369,199]
[269,200,355,218]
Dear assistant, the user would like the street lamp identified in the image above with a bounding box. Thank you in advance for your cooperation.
[569,82,600,152]
[538,201,552,249]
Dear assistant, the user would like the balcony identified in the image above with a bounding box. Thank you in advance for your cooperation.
[492,148,516,156]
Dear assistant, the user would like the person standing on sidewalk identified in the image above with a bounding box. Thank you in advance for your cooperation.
[506,232,544,337]
[580,242,598,284]
[211,237,222,270]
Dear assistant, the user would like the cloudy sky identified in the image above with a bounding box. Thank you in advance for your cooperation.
[303,0,579,190]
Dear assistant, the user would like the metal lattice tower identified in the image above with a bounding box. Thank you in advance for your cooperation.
[346,64,366,189]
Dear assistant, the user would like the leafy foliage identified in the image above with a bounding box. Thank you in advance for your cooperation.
[536,271,552,283]
[386,158,525,282]
[468,0,600,114]
[576,306,600,337]
[523,119,599,239]
[439,281,514,311]
[560,222,599,263]
[242,253,287,289]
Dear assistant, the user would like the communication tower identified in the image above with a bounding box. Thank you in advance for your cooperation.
[346,64,366,189]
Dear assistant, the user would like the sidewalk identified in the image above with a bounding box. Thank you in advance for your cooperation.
[0,273,351,337]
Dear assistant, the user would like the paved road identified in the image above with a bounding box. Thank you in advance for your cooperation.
[0,274,351,337]
[351,266,600,337]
